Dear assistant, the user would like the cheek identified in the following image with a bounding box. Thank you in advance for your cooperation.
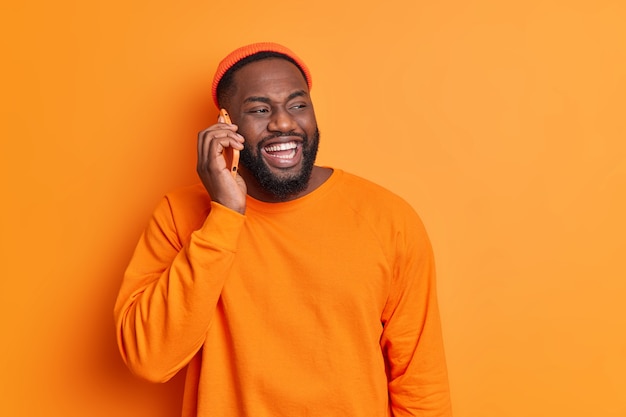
[298,113,317,133]
[237,121,265,145]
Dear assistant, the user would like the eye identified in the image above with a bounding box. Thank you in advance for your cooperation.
[248,108,269,114]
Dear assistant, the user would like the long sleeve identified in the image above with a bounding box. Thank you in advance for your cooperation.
[114,197,245,383]
[380,212,453,416]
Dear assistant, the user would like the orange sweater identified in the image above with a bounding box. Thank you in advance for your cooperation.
[114,169,452,416]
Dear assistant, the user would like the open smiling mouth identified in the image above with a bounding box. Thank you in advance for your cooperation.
[264,141,299,160]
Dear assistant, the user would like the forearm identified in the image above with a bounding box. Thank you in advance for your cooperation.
[382,216,452,416]
[386,304,452,416]
[114,201,244,382]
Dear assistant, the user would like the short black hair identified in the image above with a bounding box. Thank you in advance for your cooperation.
[216,51,308,108]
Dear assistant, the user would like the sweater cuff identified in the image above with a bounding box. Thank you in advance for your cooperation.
[193,201,245,253]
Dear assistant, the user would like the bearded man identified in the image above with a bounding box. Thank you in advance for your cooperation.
[115,42,453,417]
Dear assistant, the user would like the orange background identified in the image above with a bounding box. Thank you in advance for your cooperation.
[1,1,625,416]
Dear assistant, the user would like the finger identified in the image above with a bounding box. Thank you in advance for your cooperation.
[197,130,207,168]
[197,133,212,173]
[197,130,244,172]
[199,121,236,135]
[199,125,242,143]
[199,128,242,147]
[208,136,239,160]
[198,131,227,168]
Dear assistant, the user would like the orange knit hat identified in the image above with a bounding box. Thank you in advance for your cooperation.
[211,42,312,108]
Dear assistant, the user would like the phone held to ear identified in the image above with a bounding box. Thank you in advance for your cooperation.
[219,108,239,179]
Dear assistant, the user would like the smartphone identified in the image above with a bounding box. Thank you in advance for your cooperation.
[219,108,239,178]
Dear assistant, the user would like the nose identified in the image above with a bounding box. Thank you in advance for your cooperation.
[267,107,297,133]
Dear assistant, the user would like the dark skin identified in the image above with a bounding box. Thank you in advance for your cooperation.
[197,58,332,214]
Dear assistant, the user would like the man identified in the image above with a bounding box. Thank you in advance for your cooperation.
[114,42,452,416]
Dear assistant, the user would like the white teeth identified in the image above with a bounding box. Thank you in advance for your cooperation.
[272,149,296,159]
[264,141,298,152]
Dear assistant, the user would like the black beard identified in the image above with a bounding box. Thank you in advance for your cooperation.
[240,128,320,201]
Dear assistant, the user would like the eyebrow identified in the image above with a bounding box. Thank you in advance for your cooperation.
[243,90,308,104]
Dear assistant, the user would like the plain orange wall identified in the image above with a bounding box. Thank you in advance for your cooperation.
[1,1,625,416]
